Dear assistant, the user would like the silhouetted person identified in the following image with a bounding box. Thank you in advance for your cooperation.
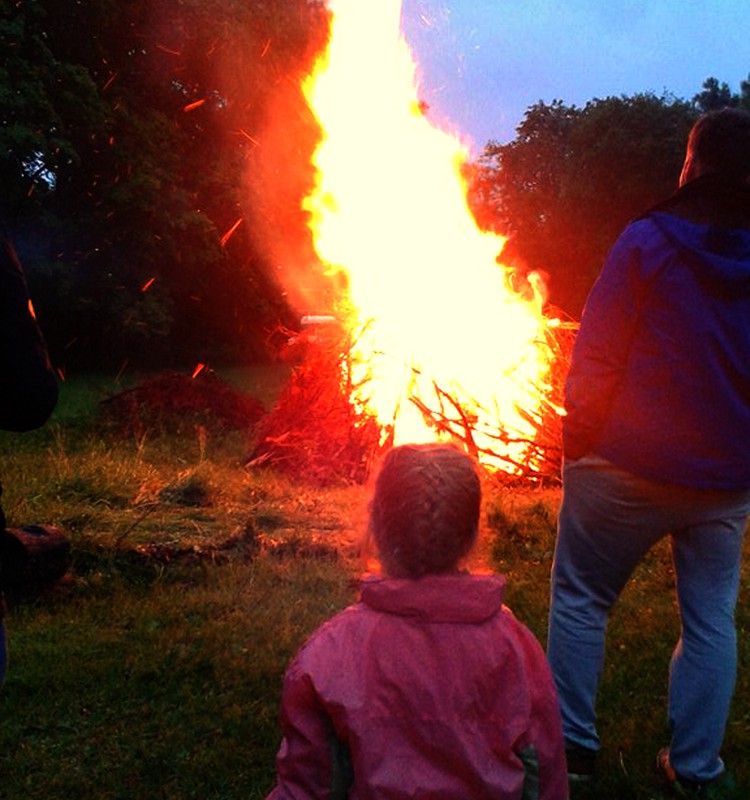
[548,108,750,798]
[0,231,58,686]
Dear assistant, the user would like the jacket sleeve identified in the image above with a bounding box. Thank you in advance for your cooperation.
[266,655,352,800]
[0,236,58,431]
[513,628,569,800]
[562,226,645,460]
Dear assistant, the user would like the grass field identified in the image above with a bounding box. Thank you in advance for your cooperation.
[0,368,748,799]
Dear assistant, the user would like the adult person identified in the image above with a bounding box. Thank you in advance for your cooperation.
[547,107,750,798]
[0,230,59,687]
[266,443,568,799]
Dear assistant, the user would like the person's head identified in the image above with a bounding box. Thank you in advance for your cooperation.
[679,107,750,187]
[368,443,481,579]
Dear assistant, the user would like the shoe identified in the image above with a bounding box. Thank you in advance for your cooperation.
[656,747,739,799]
[565,741,597,782]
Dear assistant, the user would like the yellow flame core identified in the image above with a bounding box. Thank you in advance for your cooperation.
[303,0,552,465]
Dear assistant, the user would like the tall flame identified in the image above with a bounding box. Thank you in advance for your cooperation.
[302,0,556,469]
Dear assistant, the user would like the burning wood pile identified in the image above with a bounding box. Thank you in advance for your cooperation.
[242,0,582,486]
[408,319,576,484]
[246,324,384,486]
[248,314,576,487]
[242,0,580,486]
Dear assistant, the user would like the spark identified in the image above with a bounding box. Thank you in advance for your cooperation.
[156,44,181,56]
[220,218,243,246]
[184,99,206,112]
[141,277,156,292]
[236,129,260,146]
[192,363,206,379]
[102,72,118,91]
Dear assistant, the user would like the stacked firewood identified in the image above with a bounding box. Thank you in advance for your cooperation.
[409,320,577,485]
[246,328,384,486]
[249,317,576,486]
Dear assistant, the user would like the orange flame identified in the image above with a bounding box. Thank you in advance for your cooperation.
[302,0,558,470]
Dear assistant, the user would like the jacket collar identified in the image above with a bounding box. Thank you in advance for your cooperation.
[359,573,506,623]
[640,174,750,228]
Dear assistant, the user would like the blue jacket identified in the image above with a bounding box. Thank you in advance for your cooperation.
[563,178,750,490]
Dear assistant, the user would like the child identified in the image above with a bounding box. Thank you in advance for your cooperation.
[265,443,568,799]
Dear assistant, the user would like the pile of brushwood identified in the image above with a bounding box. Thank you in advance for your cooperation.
[99,315,574,487]
[247,316,575,487]
[410,320,577,485]
[246,334,385,487]
[99,369,266,437]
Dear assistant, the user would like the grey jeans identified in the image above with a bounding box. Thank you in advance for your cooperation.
[547,454,750,783]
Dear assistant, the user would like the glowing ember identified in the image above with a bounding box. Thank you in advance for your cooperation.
[192,362,206,379]
[183,98,207,112]
[220,217,244,247]
[302,0,559,472]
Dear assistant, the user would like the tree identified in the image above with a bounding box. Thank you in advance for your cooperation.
[693,74,750,113]
[694,77,736,112]
[0,0,106,222]
[741,74,750,110]
[471,94,697,316]
[1,0,329,370]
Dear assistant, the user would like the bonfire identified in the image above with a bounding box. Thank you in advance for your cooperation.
[249,0,575,486]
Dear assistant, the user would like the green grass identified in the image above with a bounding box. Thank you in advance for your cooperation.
[0,371,748,798]
[485,487,750,798]
[2,558,352,799]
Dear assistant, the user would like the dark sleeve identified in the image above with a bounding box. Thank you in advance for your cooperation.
[0,237,58,431]
[562,226,645,460]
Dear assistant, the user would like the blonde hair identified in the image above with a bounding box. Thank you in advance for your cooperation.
[368,443,480,578]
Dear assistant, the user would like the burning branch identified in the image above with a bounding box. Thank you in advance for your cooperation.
[407,319,576,484]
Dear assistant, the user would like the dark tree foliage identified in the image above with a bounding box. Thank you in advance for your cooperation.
[694,75,750,112]
[1,0,328,370]
[471,94,698,316]
[694,77,736,112]
[0,1,105,214]
[4,0,746,360]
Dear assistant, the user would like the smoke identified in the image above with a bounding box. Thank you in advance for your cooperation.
[242,75,335,318]
[230,3,335,321]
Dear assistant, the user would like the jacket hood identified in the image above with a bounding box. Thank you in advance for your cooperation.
[648,211,750,292]
[642,176,750,292]
[358,573,506,623]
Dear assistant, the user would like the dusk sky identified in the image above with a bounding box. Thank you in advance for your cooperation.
[400,0,750,154]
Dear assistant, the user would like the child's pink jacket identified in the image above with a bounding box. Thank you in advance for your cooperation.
[266,573,568,799]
